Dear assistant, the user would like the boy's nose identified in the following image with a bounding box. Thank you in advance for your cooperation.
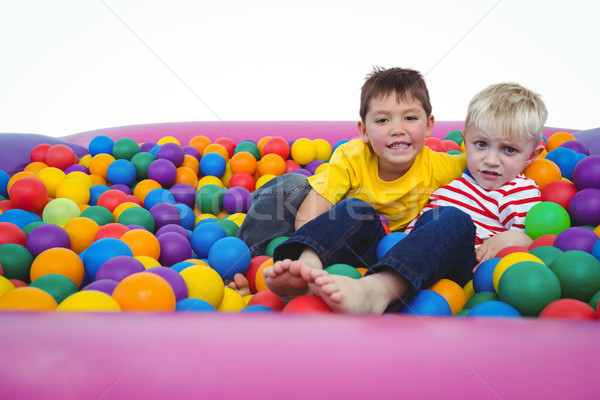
[484,151,501,166]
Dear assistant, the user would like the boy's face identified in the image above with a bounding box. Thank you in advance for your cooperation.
[358,93,434,181]
[463,125,544,190]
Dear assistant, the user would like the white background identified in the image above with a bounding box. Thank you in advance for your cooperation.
[1,0,598,138]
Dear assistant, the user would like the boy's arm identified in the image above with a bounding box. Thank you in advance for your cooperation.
[474,230,533,270]
[294,188,334,230]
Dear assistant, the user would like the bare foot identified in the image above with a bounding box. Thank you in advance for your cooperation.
[263,259,310,303]
[227,273,252,296]
[303,266,408,314]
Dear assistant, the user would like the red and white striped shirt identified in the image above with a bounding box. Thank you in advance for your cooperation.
[404,172,541,247]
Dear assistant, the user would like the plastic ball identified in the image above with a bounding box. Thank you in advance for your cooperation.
[424,137,445,152]
[202,143,229,162]
[83,238,133,280]
[195,184,224,214]
[0,221,27,246]
[0,244,33,282]
[494,246,530,259]
[208,237,251,280]
[80,205,115,226]
[497,261,561,316]
[467,300,521,318]
[88,153,116,181]
[147,159,177,187]
[322,263,362,279]
[282,294,332,313]
[30,247,85,287]
[492,252,544,292]
[180,265,224,308]
[37,167,66,197]
[110,137,139,160]
[112,272,175,311]
[56,178,90,205]
[88,135,115,156]
[523,159,562,190]
[0,275,15,297]
[247,288,284,310]
[525,201,571,239]
[313,139,333,162]
[143,188,176,211]
[291,138,317,165]
[572,155,600,190]
[549,250,600,301]
[200,152,227,177]
[540,180,578,210]
[589,290,600,311]
[93,222,129,241]
[560,140,589,156]
[175,298,215,312]
[187,135,212,155]
[544,147,579,181]
[568,188,600,227]
[400,289,452,316]
[146,266,188,301]
[0,209,39,229]
[529,234,557,249]
[45,144,77,171]
[0,169,9,197]
[149,202,181,232]
[229,151,258,176]
[0,286,57,310]
[428,278,467,314]
[240,304,274,313]
[464,291,499,309]
[473,257,500,293]
[95,255,145,282]
[9,176,48,212]
[190,222,227,259]
[258,153,286,176]
[57,290,120,311]
[214,137,236,158]
[546,132,577,152]
[222,186,251,215]
[243,255,270,293]
[157,232,192,267]
[30,143,52,163]
[30,273,78,303]
[445,130,464,146]
[25,223,71,257]
[539,298,597,319]
[264,236,289,258]
[106,159,137,186]
[376,232,407,260]
[234,141,260,160]
[215,287,246,312]
[155,142,184,167]
[528,245,563,266]
[83,279,119,295]
[554,226,598,253]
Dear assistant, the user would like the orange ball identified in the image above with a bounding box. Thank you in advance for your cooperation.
[88,153,116,181]
[188,135,212,155]
[524,159,562,190]
[202,143,229,162]
[30,247,85,287]
[254,258,274,292]
[112,272,176,311]
[256,136,272,158]
[174,166,199,187]
[546,132,577,152]
[133,179,162,203]
[0,287,57,310]
[230,151,258,175]
[428,278,467,314]
[63,217,100,254]
[258,153,286,176]
[181,154,200,175]
[120,229,161,260]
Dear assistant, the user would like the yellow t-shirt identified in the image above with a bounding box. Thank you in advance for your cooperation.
[307,139,467,231]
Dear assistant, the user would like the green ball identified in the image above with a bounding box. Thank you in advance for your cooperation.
[30,274,78,303]
[130,152,156,181]
[453,309,470,317]
[444,130,464,146]
[0,244,34,282]
[112,137,140,160]
[195,184,224,214]
[446,150,463,155]
[80,205,115,226]
[264,236,289,257]
[549,250,600,301]
[215,219,240,237]
[23,221,46,236]
[234,142,261,161]
[525,202,571,239]
[325,263,363,279]
[497,261,561,316]
[528,246,563,266]
[589,290,600,311]
[42,198,80,225]
[118,207,155,232]
[465,291,498,309]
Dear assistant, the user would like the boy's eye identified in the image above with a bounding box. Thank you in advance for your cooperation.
[405,116,417,121]
[505,147,517,154]
[375,118,388,123]
[475,141,486,148]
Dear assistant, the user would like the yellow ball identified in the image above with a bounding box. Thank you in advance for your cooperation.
[113,202,141,220]
[56,178,90,205]
[493,252,544,292]
[217,287,246,312]
[463,280,475,301]
[291,138,317,165]
[58,290,122,311]
[198,175,225,189]
[38,167,67,197]
[243,294,253,305]
[24,161,48,174]
[314,163,328,175]
[255,174,276,190]
[66,171,94,189]
[225,213,246,227]
[0,276,15,297]
[313,139,333,162]
[428,278,467,314]
[158,136,181,146]
[180,265,224,308]
[0,287,57,310]
[42,198,81,225]
[135,255,162,269]
[78,154,92,167]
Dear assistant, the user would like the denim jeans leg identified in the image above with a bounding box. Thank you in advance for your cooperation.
[236,173,311,257]
[273,198,387,268]
[371,206,476,310]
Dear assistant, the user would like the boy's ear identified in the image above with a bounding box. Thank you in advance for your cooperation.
[524,142,546,167]
[358,121,369,143]
[425,115,435,138]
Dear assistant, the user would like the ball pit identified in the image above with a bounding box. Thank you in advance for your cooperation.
[0,121,599,398]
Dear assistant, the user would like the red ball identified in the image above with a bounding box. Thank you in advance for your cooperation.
[285,159,302,173]
[245,255,271,293]
[494,246,530,258]
[0,200,13,212]
[0,222,27,246]
[539,299,597,320]
[9,177,48,212]
[424,137,445,152]
[214,137,236,159]
[228,172,256,192]
[94,223,130,241]
[541,180,578,210]
[45,144,77,170]
[97,189,129,213]
[30,143,52,163]
[247,289,285,311]
[263,136,290,160]
[528,234,557,249]
[442,140,461,152]
[125,194,143,206]
[282,294,333,313]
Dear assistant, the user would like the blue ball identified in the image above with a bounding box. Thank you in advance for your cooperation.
[545,147,580,181]
[467,300,521,318]
[144,188,176,210]
[170,261,196,273]
[0,209,38,228]
[240,305,274,313]
[0,169,9,197]
[190,222,227,259]
[175,298,216,312]
[399,289,452,316]
[89,185,110,206]
[83,238,133,280]
[207,237,251,280]
[592,239,600,262]
[174,203,195,231]
[106,159,137,186]
[199,152,227,177]
[333,139,349,153]
[88,135,115,156]
[376,232,407,260]
[473,257,500,293]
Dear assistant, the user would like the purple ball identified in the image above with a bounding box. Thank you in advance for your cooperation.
[147,159,177,187]
[304,160,324,174]
[25,224,71,257]
[158,232,192,266]
[110,183,133,195]
[169,183,196,208]
[156,142,185,167]
[181,145,201,160]
[573,155,600,190]
[83,279,119,295]
[553,227,599,253]
[568,188,600,227]
[64,164,89,174]
[96,255,146,281]
[149,203,182,232]
[291,168,312,176]
[126,224,148,231]
[156,224,190,240]
[560,140,590,156]
[147,266,188,301]
[222,186,251,214]
[140,142,158,153]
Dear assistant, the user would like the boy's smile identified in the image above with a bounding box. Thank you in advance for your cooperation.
[358,93,434,181]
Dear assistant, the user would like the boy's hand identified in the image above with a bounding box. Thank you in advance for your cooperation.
[473,230,533,272]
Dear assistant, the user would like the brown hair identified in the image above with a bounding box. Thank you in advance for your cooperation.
[359,67,432,121]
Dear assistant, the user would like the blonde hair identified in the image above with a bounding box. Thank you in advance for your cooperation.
[465,83,547,144]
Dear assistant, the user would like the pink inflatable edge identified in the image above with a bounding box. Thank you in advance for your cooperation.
[2,121,597,399]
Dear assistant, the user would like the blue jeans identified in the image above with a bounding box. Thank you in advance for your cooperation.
[236,173,311,257]
[273,198,476,311]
